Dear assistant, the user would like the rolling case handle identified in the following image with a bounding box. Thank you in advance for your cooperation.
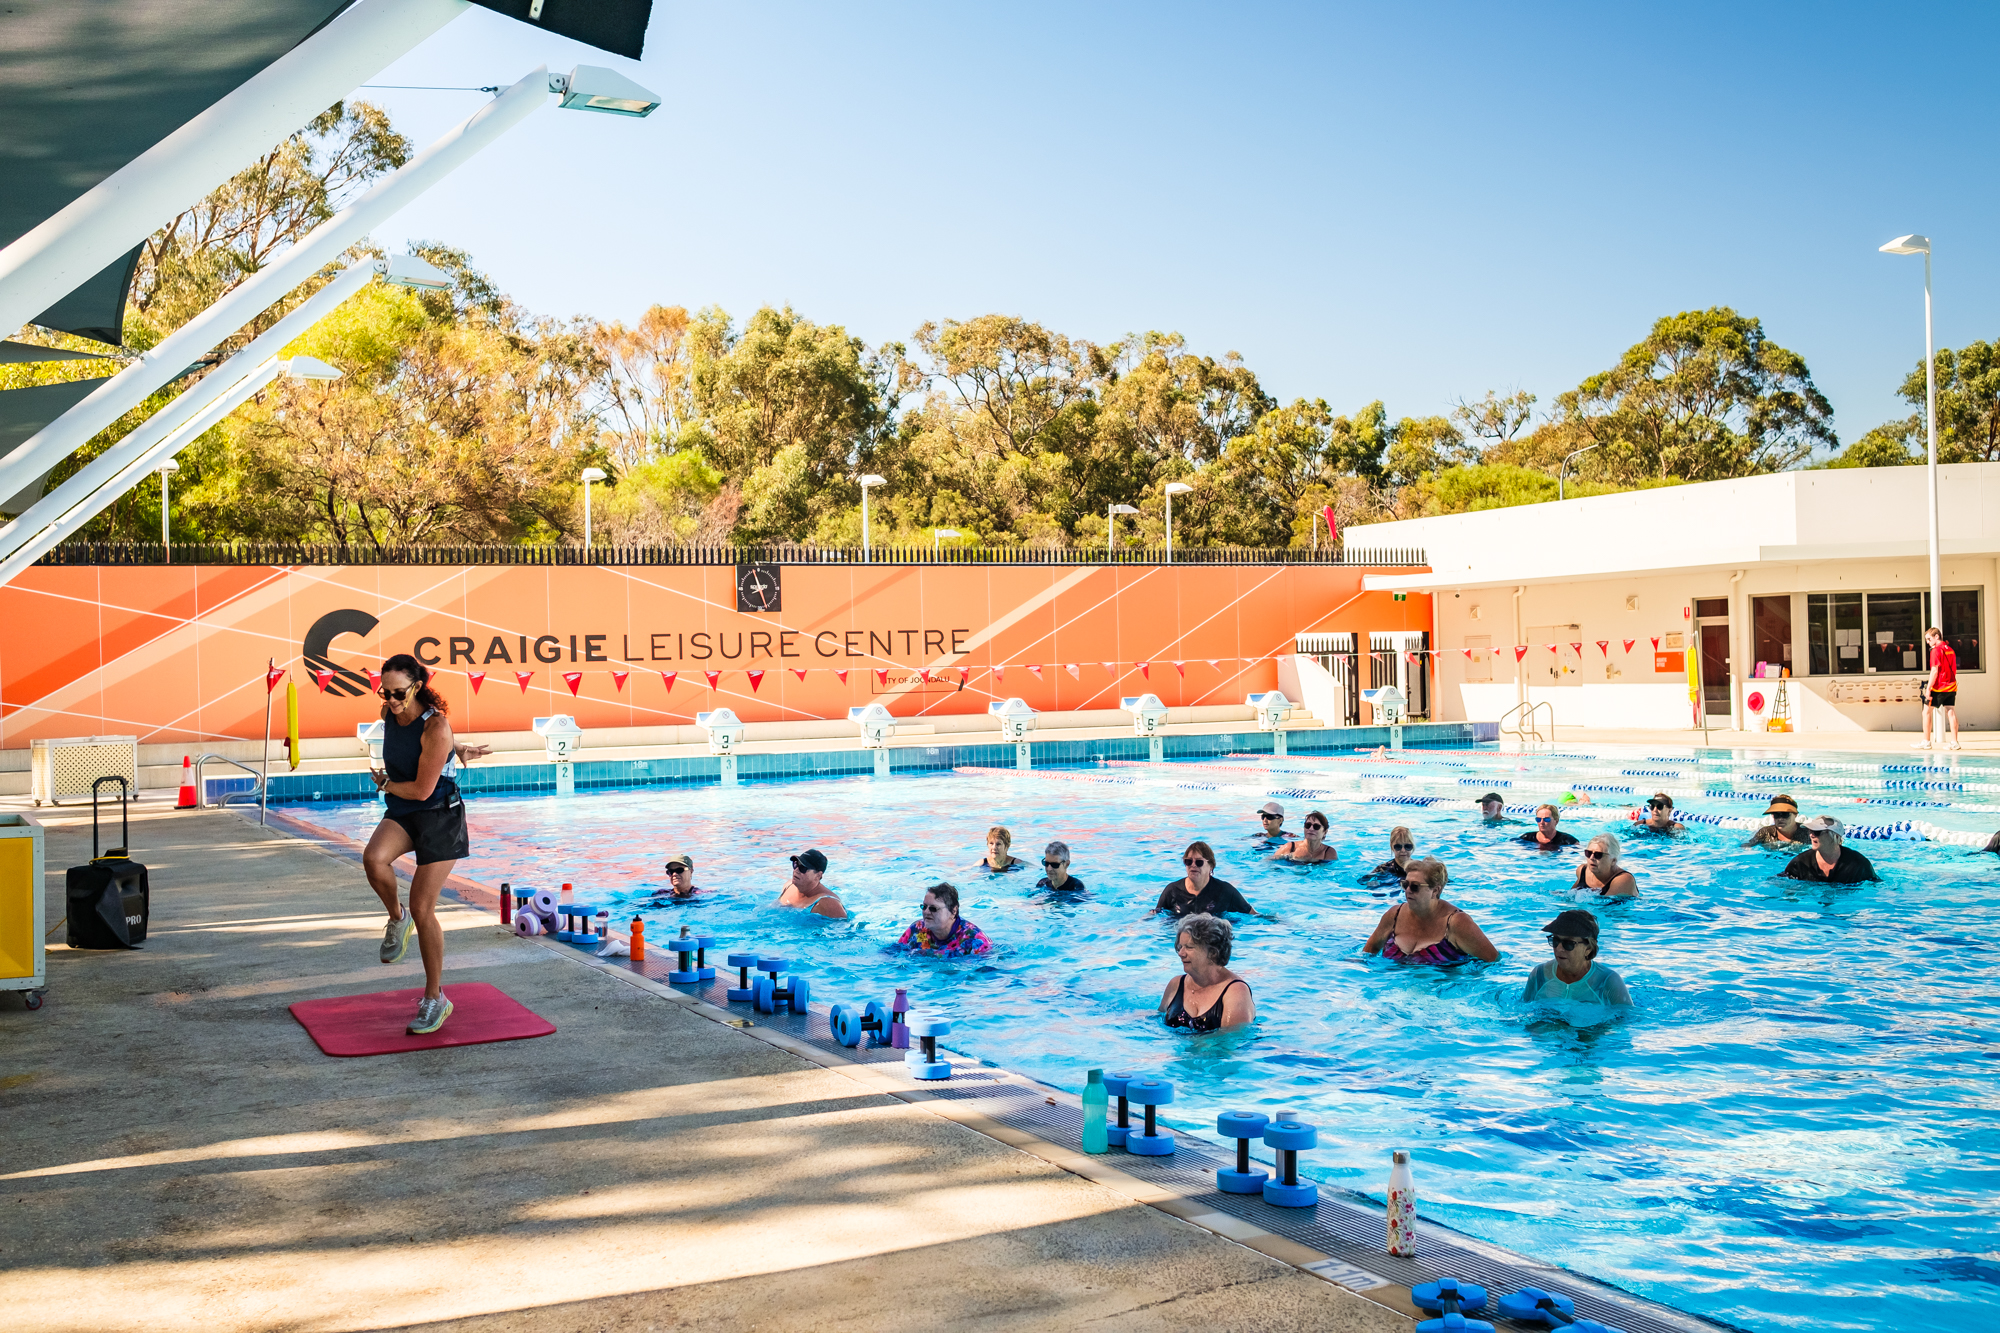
[92,775,130,859]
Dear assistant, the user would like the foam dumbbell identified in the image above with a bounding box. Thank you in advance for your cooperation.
[1261,1111,1318,1206]
[752,958,810,1014]
[831,998,893,1048]
[667,925,716,984]
[1124,1078,1174,1156]
[725,952,760,1003]
[1496,1289,1621,1332]
[1103,1072,1136,1148]
[905,1016,952,1079]
[1416,1315,1497,1333]
[1413,1279,1487,1316]
[1214,1111,1270,1193]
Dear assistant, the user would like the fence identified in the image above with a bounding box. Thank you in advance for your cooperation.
[40,541,1428,568]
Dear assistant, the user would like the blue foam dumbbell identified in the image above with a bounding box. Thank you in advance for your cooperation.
[905,1016,952,1079]
[1214,1111,1269,1193]
[1261,1112,1318,1206]
[751,957,788,1011]
[1494,1288,1572,1327]
[666,926,716,984]
[725,953,760,1003]
[1413,1279,1487,1316]
[831,998,893,1048]
[1124,1078,1174,1155]
[559,905,593,942]
[1103,1072,1136,1148]
[1416,1315,1496,1333]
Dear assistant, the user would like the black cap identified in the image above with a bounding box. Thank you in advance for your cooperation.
[790,848,828,874]
[1479,792,1505,804]
[1541,908,1599,938]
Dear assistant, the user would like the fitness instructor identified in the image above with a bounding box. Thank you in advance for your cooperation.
[366,653,482,1036]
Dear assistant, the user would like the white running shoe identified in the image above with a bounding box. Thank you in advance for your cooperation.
[407,993,453,1035]
[1911,740,1933,750]
[380,912,414,963]
[1947,740,1963,750]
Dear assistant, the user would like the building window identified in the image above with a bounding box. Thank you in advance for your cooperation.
[1807,593,1863,675]
[1806,588,1981,675]
[1694,598,1729,619]
[1751,595,1792,672]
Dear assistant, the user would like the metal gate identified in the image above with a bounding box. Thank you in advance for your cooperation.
[1294,632,1360,726]
[1369,631,1431,720]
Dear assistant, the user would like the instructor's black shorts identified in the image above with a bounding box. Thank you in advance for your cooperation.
[389,800,469,865]
[1931,690,1957,707]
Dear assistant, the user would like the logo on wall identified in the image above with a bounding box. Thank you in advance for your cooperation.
[303,609,378,696]
[736,563,781,613]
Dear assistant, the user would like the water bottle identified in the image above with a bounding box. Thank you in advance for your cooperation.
[1082,1069,1109,1153]
[1386,1149,1416,1256]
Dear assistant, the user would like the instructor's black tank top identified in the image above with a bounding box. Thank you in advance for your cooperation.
[383,708,457,816]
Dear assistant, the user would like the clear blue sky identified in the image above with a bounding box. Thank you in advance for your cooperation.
[356,1,2000,448]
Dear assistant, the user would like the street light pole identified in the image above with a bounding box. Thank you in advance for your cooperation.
[859,474,886,562]
[158,459,178,561]
[1557,443,1601,502]
[580,466,607,550]
[1108,502,1139,558]
[1164,483,1192,564]
[1881,235,1942,627]
[932,527,960,554]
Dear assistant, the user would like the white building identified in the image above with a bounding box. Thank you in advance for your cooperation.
[1345,463,1998,733]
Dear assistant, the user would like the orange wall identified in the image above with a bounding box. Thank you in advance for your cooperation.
[0,563,1430,746]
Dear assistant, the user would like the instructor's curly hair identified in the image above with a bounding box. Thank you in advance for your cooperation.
[378,653,448,719]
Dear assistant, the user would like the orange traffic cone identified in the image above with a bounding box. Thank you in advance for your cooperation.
[175,755,197,809]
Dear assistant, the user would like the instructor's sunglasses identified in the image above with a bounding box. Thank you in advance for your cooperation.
[378,686,413,701]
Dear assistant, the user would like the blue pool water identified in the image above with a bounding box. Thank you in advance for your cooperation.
[302,745,2000,1332]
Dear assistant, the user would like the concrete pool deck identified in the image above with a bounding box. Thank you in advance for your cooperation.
[0,800,1412,1333]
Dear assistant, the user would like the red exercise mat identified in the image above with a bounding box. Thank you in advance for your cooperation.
[289,982,556,1057]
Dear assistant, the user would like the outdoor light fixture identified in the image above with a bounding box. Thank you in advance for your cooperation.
[858,474,886,561]
[1108,502,1139,555]
[157,459,179,558]
[932,527,960,553]
[551,65,662,117]
[1878,233,1942,630]
[382,253,452,291]
[1558,442,1601,501]
[581,466,608,549]
[1164,482,1193,564]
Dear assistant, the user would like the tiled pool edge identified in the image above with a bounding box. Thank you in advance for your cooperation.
[254,721,1496,803]
[258,797,1731,1333]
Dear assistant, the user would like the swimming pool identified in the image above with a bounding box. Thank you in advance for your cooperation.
[300,744,2000,1332]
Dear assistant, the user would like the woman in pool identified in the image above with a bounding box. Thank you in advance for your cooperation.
[1158,913,1255,1031]
[979,826,1025,873]
[1270,810,1338,863]
[1521,908,1632,1006]
[364,653,484,1036]
[1363,858,1499,965]
[1743,796,1810,848]
[895,882,992,956]
[1154,841,1255,918]
[1519,804,1580,850]
[1572,833,1637,897]
[1363,826,1417,880]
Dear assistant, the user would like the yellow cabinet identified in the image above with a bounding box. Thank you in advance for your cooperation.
[0,813,46,1008]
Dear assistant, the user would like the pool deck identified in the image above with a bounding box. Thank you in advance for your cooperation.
[0,799,1412,1333]
[1546,724,1997,753]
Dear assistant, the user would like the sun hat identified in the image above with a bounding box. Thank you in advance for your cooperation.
[791,848,829,873]
[1764,796,1799,815]
[1540,908,1600,939]
[1801,816,1842,835]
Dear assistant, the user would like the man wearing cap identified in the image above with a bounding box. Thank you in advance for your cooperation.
[1477,793,1509,823]
[776,848,847,918]
[1253,801,1295,846]
[662,853,699,898]
[1522,909,1632,1007]
[1743,796,1810,848]
[1781,817,1880,884]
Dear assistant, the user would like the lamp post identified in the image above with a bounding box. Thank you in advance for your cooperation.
[932,527,960,554]
[580,466,607,550]
[1557,443,1601,501]
[157,459,179,562]
[1879,234,1943,629]
[1163,483,1193,563]
[859,474,886,562]
[1108,503,1139,557]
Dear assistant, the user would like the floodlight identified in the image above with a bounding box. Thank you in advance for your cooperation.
[552,66,661,118]
[380,254,453,290]
[284,356,343,381]
[1879,234,1930,255]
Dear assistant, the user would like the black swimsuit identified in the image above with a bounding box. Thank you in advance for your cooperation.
[1163,975,1247,1032]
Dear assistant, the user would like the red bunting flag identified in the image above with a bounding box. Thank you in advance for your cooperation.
[917,667,932,684]
[1462,648,1474,660]
[1101,661,1117,675]
[835,668,849,684]
[746,669,765,692]
[1406,651,1419,665]
[875,667,890,686]
[1650,637,1660,652]
[660,670,677,692]
[1206,658,1221,669]
[367,668,382,692]
[1064,663,1080,679]
[467,671,486,694]
[1028,664,1043,679]
[1569,642,1583,656]
[1514,646,1529,662]
[1137,661,1150,678]
[266,664,286,693]
[312,668,334,692]
[993,664,1005,683]
[515,671,534,692]
[1622,639,1636,654]
[791,668,809,682]
[1596,641,1610,657]
[956,666,969,689]
[611,670,629,691]
[1545,643,1559,655]
[562,671,582,696]
[704,670,721,690]
[1173,661,1186,677]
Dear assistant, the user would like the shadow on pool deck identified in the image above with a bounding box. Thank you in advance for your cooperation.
[0,803,1407,1333]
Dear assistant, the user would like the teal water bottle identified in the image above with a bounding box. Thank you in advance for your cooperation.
[1082,1068,1109,1153]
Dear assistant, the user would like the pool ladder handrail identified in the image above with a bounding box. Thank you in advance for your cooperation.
[1499,700,1554,748]
[194,753,268,821]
